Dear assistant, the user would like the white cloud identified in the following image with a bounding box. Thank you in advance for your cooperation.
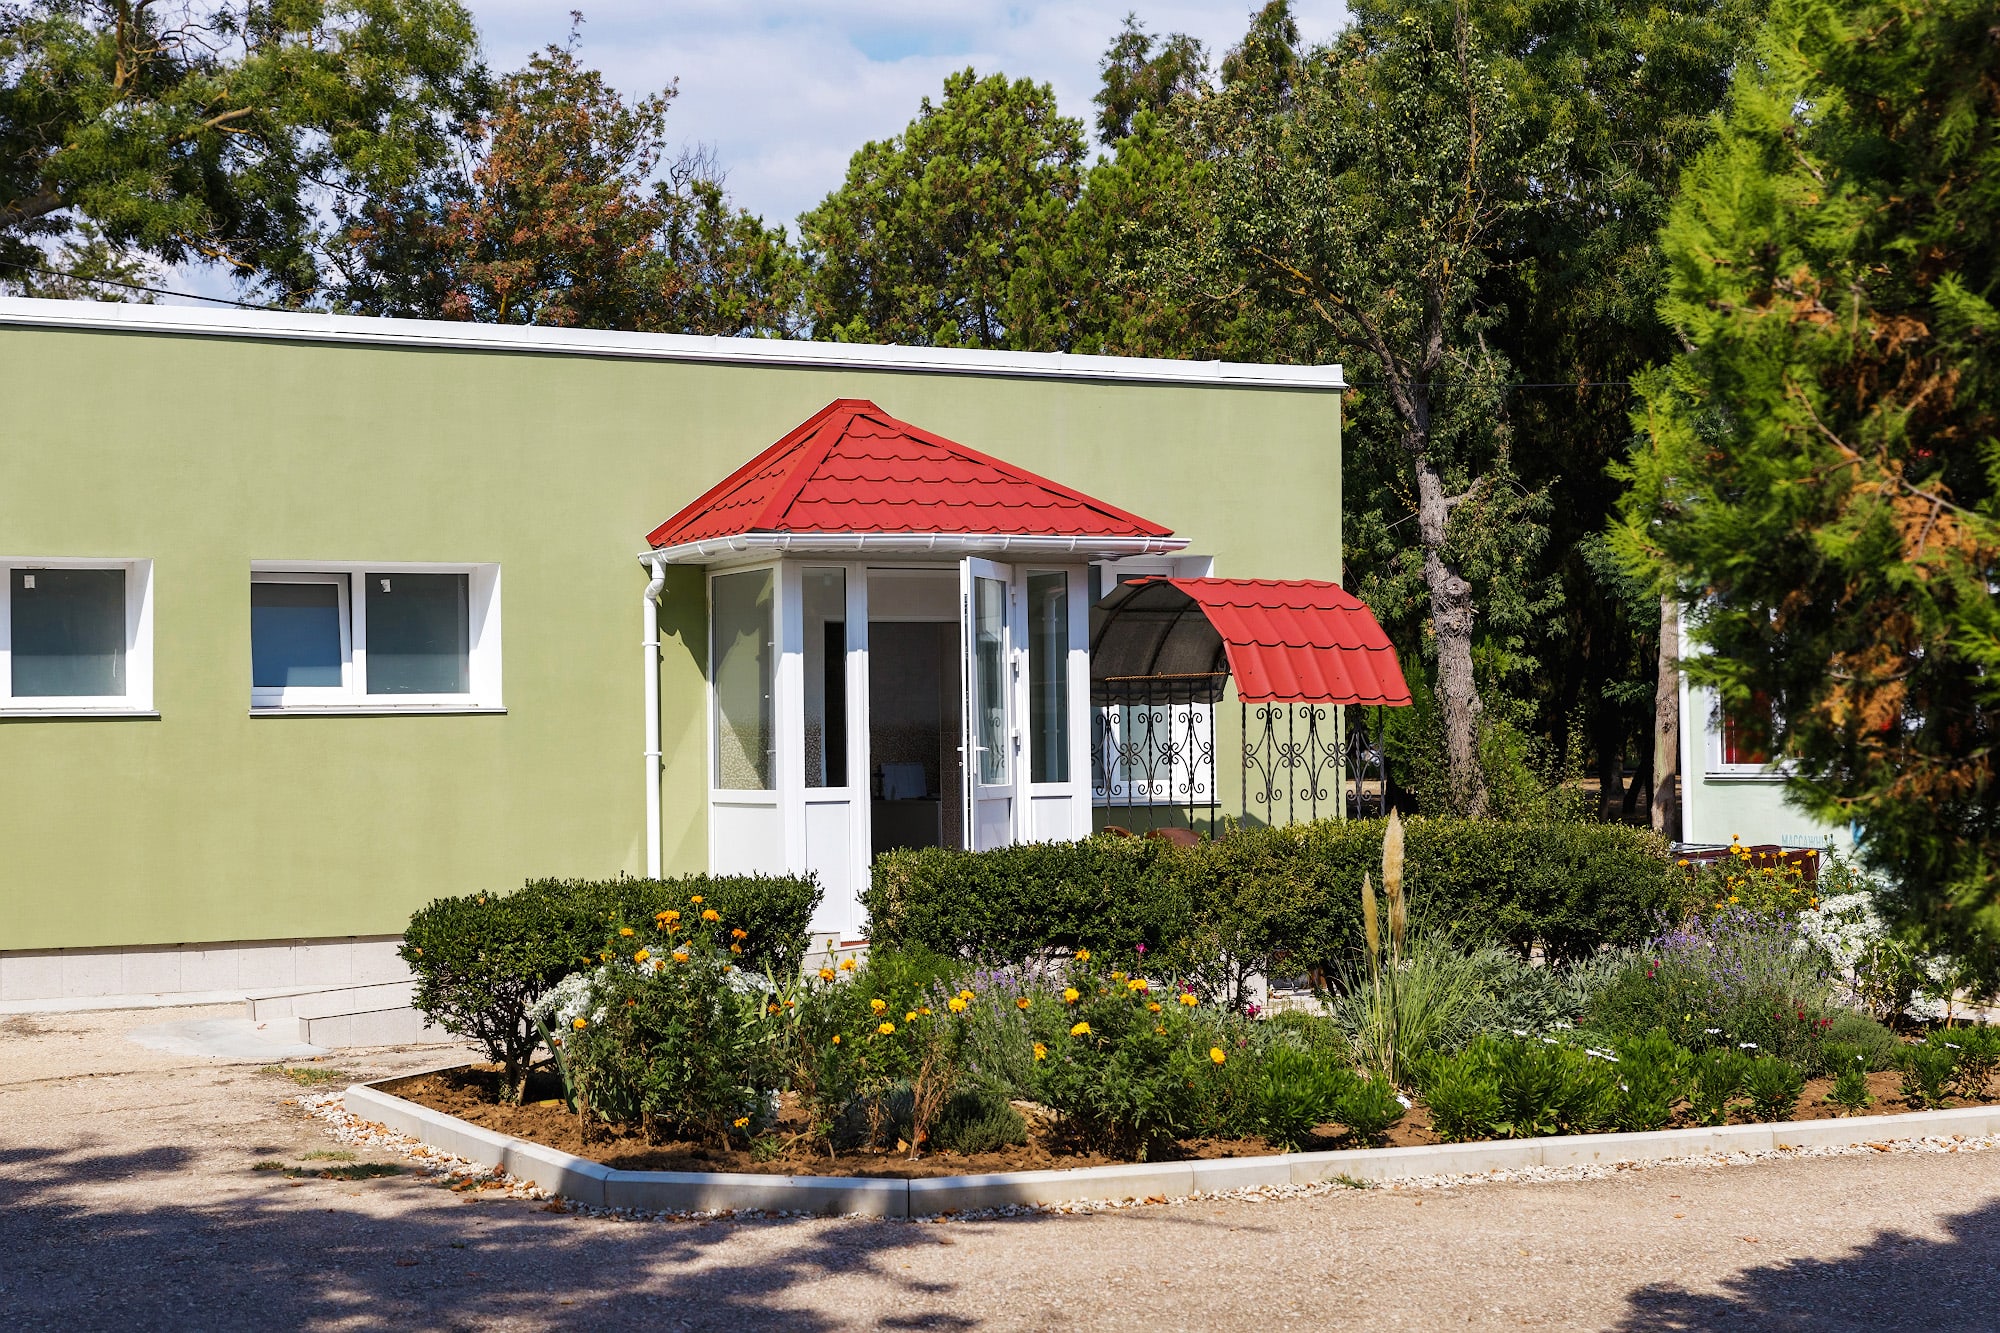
[462,1,1350,231]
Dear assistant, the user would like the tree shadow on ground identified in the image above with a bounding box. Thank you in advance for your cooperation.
[0,1137,1022,1332]
[1613,1193,2000,1331]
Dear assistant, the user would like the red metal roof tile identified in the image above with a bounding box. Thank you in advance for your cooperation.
[1166,578,1411,706]
[646,399,1174,547]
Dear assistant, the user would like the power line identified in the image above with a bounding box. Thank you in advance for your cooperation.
[0,258,286,311]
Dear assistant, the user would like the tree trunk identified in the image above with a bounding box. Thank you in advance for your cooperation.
[1415,464,1488,817]
[1651,595,1680,838]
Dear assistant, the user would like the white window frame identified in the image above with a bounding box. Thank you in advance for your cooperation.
[0,557,154,716]
[249,562,502,714]
[1696,683,1784,782]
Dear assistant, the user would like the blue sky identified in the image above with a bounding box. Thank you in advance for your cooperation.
[461,2,1351,230]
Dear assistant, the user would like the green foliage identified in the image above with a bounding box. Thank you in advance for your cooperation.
[1254,1044,1359,1150]
[1823,1011,1902,1072]
[1,0,487,299]
[797,67,1085,348]
[1688,1049,1750,1126]
[538,920,782,1145]
[1743,1055,1806,1123]
[864,816,1677,978]
[930,1080,1029,1155]
[1900,1035,1959,1110]
[1414,1035,1618,1140]
[1827,1054,1874,1116]
[1417,1050,1504,1143]
[1948,1025,2000,1100]
[401,873,818,1100]
[1616,0,2000,975]
[1334,1073,1406,1145]
[329,35,794,333]
[1326,934,1512,1079]
[1611,1030,1692,1133]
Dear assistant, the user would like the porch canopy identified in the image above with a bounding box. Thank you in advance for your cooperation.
[1089,577,1412,706]
[646,398,1187,562]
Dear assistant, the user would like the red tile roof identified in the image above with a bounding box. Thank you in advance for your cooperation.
[1163,578,1411,705]
[646,399,1174,548]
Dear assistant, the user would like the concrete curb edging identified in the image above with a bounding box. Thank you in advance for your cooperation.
[341,1081,2000,1221]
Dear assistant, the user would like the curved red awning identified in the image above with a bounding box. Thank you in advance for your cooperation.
[1089,578,1412,706]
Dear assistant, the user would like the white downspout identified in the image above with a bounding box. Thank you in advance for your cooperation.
[643,555,668,878]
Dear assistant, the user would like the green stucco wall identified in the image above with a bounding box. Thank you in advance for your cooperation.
[0,323,1340,951]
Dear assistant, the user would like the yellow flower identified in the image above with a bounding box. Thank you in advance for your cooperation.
[958,989,975,1003]
[672,950,689,963]
[1070,1021,1091,1037]
[1178,993,1198,1007]
[1148,1002,1162,1013]
[1677,858,1690,867]
[732,928,748,940]
[819,967,836,982]
[905,1010,919,1022]
[831,1034,840,1045]
[1111,971,1127,981]
[1809,896,1819,908]
[633,949,650,964]
[1033,1042,1048,1061]
[1016,996,1032,1010]
[920,1006,932,1016]
[572,1017,588,1031]
[870,998,887,1013]
[690,895,705,904]
[733,1116,750,1129]
[656,909,680,925]
[1063,987,1080,1004]
[702,909,721,923]
[730,944,743,955]
[599,951,610,962]
[1127,978,1149,993]
[1209,1047,1226,1065]
[1728,895,1739,904]
[1074,948,1091,962]
[619,927,635,937]
[839,958,856,971]
[877,1021,896,1035]
[948,997,968,1013]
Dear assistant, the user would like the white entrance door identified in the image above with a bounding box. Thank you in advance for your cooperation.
[960,558,1019,850]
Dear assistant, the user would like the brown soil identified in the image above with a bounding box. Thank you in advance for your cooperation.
[384,1065,1998,1178]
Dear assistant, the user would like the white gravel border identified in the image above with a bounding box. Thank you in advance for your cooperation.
[311,1076,2000,1224]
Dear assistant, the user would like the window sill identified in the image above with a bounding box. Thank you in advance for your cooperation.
[249,705,506,718]
[1703,768,1786,783]
[0,708,159,721]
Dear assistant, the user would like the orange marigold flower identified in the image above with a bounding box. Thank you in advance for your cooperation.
[1070,1021,1091,1037]
[1209,1047,1226,1065]
[958,989,975,1003]
[1033,1042,1048,1061]
[1178,993,1198,1007]
[1016,997,1032,1010]
[870,998,887,1013]
[839,958,856,971]
[619,927,635,937]
[877,1021,896,1035]
[633,949,650,964]
[702,909,721,923]
[1062,987,1080,1004]
[819,967,836,982]
[730,944,743,955]
[1074,948,1091,962]
[672,950,689,963]
[572,1017,588,1031]
[1110,971,1127,982]
[905,1010,918,1022]
[734,1116,749,1129]
[690,895,705,904]
[948,997,968,1013]
[732,928,748,940]
[1148,1002,1162,1013]
[1127,978,1148,993]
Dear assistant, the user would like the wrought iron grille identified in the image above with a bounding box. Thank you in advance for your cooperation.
[1241,703,1389,825]
[1092,674,1221,835]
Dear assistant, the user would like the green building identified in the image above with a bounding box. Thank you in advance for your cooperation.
[0,298,1347,1006]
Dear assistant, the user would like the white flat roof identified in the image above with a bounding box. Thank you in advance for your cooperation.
[0,296,1344,391]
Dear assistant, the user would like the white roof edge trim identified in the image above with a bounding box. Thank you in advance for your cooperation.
[640,533,1193,566]
[0,297,1344,390]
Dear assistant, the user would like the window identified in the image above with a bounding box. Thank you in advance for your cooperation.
[249,564,500,712]
[1707,688,1778,777]
[712,567,775,790]
[1027,570,1070,783]
[801,567,847,788]
[0,559,153,713]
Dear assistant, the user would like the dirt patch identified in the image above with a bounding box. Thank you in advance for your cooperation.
[381,1065,1997,1177]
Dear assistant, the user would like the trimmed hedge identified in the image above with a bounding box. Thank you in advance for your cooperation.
[863,818,1675,977]
[402,873,819,1097]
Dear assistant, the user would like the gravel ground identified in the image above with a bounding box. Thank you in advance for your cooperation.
[4,1006,1999,1331]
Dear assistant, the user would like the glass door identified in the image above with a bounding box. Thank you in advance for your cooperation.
[960,557,1018,850]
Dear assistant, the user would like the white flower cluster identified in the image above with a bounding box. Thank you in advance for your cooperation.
[534,968,610,1030]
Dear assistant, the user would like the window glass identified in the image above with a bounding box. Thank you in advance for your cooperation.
[1722,691,1773,766]
[10,568,125,697]
[802,568,847,787]
[713,568,775,789]
[252,580,344,689]
[366,573,469,695]
[973,575,1008,784]
[1027,571,1069,782]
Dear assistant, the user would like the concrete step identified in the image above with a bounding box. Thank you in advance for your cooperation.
[297,1005,440,1048]
[244,980,414,1022]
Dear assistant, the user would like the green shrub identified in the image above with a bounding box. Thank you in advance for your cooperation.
[1901,1035,1957,1109]
[402,873,819,1101]
[1689,1049,1750,1126]
[1743,1055,1806,1123]
[1417,1051,1503,1143]
[1825,1046,1874,1115]
[1949,1024,2000,1100]
[1326,935,1515,1076]
[1414,1036,1619,1140]
[1823,1010,1902,1072]
[1254,1045,1359,1150]
[534,917,783,1143]
[1611,1030,1691,1132]
[1335,1074,1407,1144]
[931,1080,1029,1154]
[861,817,1676,979]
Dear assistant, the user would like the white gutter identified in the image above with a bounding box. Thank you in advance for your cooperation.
[0,297,1345,392]
[645,531,1191,567]
[642,554,668,878]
